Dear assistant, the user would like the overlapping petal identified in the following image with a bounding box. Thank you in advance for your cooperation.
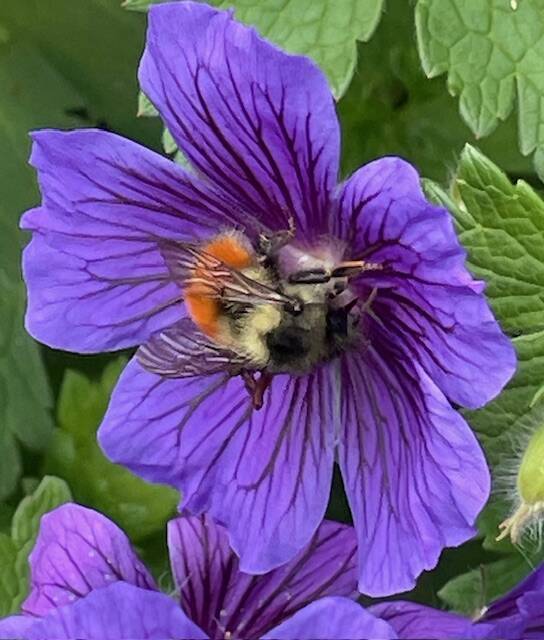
[338,346,490,596]
[140,1,339,238]
[22,503,155,616]
[19,583,207,640]
[99,358,335,574]
[483,564,544,621]
[515,592,544,639]
[369,601,476,639]
[0,616,34,640]
[24,129,243,352]
[336,157,516,409]
[168,515,357,638]
[262,597,396,640]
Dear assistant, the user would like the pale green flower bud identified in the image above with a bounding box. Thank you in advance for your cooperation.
[497,422,544,544]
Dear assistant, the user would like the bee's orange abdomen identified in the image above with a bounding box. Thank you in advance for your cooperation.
[185,233,254,339]
[203,234,254,269]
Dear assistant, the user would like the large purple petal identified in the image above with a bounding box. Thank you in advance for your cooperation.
[262,597,396,640]
[369,601,474,639]
[139,1,339,239]
[24,128,241,352]
[23,583,207,640]
[22,503,156,616]
[338,346,490,596]
[99,358,335,575]
[167,515,357,639]
[0,616,34,640]
[336,157,515,409]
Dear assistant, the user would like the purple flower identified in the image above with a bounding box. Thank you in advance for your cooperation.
[0,504,396,640]
[22,1,515,595]
[371,563,544,639]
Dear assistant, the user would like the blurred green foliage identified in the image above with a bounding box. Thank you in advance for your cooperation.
[46,358,178,542]
[0,477,71,616]
[1,0,544,620]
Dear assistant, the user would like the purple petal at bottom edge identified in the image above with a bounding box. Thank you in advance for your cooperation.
[99,357,336,575]
[262,597,396,640]
[22,503,156,617]
[369,601,474,639]
[167,515,357,638]
[0,615,35,640]
[2,582,207,640]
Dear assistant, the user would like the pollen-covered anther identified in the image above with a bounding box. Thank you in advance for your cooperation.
[496,422,544,544]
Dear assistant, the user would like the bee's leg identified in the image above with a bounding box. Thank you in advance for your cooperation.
[257,216,296,260]
[241,370,273,410]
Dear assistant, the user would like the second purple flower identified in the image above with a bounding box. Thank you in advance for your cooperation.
[22,1,516,596]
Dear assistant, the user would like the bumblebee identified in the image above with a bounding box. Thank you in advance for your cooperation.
[138,226,380,408]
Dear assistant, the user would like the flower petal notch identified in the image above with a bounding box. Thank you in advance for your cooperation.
[0,505,394,640]
[22,0,516,596]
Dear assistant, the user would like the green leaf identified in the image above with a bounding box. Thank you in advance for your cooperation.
[424,146,544,569]
[453,145,544,335]
[439,554,535,617]
[46,359,179,542]
[339,1,533,182]
[127,0,385,99]
[0,40,87,498]
[0,476,71,616]
[415,0,544,179]
[2,0,161,148]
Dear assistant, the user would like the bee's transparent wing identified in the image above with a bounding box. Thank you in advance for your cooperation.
[159,240,300,311]
[137,318,248,378]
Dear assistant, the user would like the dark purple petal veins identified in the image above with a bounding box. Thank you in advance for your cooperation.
[22,504,156,616]
[336,157,516,409]
[168,516,357,639]
[338,344,490,596]
[99,358,335,575]
[139,1,340,239]
[24,129,246,352]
